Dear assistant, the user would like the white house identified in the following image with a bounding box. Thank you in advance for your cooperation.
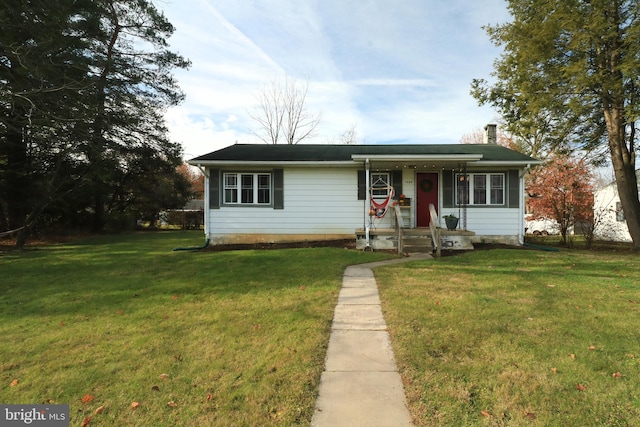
[593,176,638,242]
[188,140,540,251]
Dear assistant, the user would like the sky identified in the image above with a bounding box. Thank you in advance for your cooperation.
[156,0,512,159]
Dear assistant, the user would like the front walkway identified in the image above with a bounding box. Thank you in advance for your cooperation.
[311,254,432,427]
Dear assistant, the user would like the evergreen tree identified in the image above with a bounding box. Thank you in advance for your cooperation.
[472,0,640,248]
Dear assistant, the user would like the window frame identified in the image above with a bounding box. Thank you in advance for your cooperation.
[455,172,505,206]
[370,172,391,199]
[223,172,272,206]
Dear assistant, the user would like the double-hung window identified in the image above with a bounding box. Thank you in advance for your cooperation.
[223,172,271,205]
[456,173,505,205]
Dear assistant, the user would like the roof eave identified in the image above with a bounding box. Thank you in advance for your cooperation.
[351,154,484,162]
[187,160,355,168]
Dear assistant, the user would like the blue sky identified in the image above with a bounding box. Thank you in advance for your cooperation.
[158,0,511,158]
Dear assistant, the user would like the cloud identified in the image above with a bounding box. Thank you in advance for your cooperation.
[159,0,511,158]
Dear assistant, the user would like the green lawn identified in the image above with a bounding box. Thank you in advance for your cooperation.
[0,232,394,426]
[376,248,640,426]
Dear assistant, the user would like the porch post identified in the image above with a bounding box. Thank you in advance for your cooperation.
[365,158,371,248]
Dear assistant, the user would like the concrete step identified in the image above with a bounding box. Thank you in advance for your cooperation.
[401,235,433,253]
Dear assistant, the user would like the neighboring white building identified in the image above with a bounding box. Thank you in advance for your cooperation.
[188,142,541,250]
[593,179,632,242]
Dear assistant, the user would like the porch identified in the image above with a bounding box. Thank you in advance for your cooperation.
[355,227,476,253]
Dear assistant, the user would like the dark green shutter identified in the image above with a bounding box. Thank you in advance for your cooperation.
[273,169,284,209]
[442,170,454,208]
[508,170,520,208]
[209,168,220,209]
[392,170,402,198]
[357,170,366,200]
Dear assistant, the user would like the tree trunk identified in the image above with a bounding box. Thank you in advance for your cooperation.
[605,106,640,249]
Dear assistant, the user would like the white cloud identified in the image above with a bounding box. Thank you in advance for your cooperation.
[159,0,511,158]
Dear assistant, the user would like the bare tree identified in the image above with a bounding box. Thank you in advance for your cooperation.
[340,123,359,144]
[249,77,321,144]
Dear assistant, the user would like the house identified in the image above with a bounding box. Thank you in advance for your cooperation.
[188,136,540,251]
[593,173,640,242]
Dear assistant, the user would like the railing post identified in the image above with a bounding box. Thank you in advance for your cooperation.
[394,204,404,254]
[429,204,441,257]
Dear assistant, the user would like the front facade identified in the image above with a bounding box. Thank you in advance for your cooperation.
[189,143,540,249]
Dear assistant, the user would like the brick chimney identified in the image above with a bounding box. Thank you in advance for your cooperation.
[483,124,497,144]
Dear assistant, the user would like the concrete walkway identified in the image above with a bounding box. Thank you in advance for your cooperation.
[311,254,432,427]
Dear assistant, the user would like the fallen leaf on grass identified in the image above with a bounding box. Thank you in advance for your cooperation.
[116,310,123,315]
[551,367,557,374]
[588,345,595,351]
[81,394,95,405]
[60,322,65,327]
[167,401,178,407]
[480,410,492,418]
[525,412,536,419]
[206,394,213,402]
[576,384,586,391]
[159,373,169,380]
[299,285,306,291]
[131,402,140,410]
[172,295,178,300]
[613,372,623,378]
[81,416,91,427]
[94,405,106,415]
[9,379,18,387]
[570,354,576,359]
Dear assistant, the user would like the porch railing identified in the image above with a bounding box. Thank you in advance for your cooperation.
[393,204,404,254]
[429,204,441,257]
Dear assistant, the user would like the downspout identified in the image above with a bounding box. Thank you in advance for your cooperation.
[365,158,371,249]
[518,164,531,245]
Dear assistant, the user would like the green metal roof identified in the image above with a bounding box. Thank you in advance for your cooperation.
[190,143,539,164]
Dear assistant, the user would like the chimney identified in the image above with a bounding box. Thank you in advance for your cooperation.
[483,124,497,144]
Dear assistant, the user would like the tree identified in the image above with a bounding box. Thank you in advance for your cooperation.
[526,155,595,245]
[0,0,189,245]
[83,0,190,232]
[471,0,640,248]
[249,76,321,144]
[1,0,97,245]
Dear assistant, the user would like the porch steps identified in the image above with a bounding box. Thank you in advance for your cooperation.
[400,229,433,253]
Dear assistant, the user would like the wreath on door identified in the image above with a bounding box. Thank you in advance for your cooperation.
[419,178,434,193]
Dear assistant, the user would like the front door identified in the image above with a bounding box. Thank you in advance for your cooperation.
[416,173,438,227]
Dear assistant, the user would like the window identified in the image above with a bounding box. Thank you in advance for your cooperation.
[371,173,391,198]
[223,172,271,205]
[456,173,505,205]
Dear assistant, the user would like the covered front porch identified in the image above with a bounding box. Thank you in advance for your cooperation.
[351,144,529,253]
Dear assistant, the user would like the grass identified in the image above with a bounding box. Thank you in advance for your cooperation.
[0,232,395,426]
[375,248,640,426]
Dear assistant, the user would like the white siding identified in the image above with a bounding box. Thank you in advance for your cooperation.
[594,184,631,242]
[207,167,364,239]
[440,208,522,236]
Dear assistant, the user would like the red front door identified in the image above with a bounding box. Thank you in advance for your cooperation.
[416,173,438,227]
